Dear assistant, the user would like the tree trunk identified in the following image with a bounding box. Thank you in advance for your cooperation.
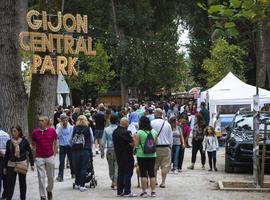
[256,20,270,90]
[0,0,29,136]
[28,0,62,135]
[111,0,129,106]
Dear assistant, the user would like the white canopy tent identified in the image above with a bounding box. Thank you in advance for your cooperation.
[201,72,270,125]
[57,74,71,106]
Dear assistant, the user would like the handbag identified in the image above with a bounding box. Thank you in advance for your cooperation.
[9,141,28,174]
[14,162,28,175]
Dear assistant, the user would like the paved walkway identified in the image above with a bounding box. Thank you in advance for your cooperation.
[12,148,270,200]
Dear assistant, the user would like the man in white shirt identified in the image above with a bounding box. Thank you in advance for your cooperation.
[151,108,173,188]
[0,126,10,199]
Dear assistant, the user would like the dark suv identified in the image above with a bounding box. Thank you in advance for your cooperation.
[225,111,270,173]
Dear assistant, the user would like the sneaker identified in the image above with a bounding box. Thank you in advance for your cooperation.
[56,177,63,182]
[151,192,156,197]
[123,193,137,197]
[173,170,178,175]
[215,168,218,171]
[74,185,80,190]
[79,187,87,192]
[140,192,148,198]
[40,197,46,200]
[47,191,52,200]
[208,168,212,171]
[178,169,182,173]
[202,165,205,169]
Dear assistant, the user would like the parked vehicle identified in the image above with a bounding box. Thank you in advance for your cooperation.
[225,111,270,173]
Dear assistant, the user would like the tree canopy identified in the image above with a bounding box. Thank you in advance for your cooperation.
[202,38,247,87]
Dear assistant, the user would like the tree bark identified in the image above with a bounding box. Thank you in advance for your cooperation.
[111,0,129,106]
[28,0,62,135]
[256,20,270,90]
[0,0,29,136]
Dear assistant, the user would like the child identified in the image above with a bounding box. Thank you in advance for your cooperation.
[203,126,219,171]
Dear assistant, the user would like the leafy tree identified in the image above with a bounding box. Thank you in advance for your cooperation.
[204,0,270,89]
[174,54,194,92]
[177,0,212,87]
[63,0,184,100]
[202,38,247,87]
[67,42,115,105]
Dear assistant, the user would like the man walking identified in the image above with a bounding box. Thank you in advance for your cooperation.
[113,118,136,197]
[151,108,173,188]
[0,126,9,199]
[56,114,74,182]
[32,116,58,200]
[93,105,106,154]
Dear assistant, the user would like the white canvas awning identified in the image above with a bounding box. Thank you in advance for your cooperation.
[57,74,70,94]
[201,72,270,125]
[56,74,71,106]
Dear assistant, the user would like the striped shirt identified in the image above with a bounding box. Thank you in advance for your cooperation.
[32,127,57,158]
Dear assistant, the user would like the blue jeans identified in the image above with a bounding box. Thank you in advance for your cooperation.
[73,150,90,187]
[171,145,180,170]
[117,162,134,195]
[58,146,74,178]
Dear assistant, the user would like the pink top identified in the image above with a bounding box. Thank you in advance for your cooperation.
[32,127,57,158]
[183,124,191,139]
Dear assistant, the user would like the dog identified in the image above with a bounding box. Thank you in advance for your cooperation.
[135,162,149,188]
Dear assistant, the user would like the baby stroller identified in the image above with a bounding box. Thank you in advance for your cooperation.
[85,155,97,188]
[73,151,97,189]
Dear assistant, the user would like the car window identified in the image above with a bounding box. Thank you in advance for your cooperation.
[234,114,270,131]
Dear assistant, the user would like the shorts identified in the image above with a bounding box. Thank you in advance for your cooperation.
[95,129,104,140]
[137,157,156,178]
[155,147,171,174]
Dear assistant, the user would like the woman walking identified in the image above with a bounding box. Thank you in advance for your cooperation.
[169,117,184,174]
[4,126,34,200]
[101,114,119,189]
[71,115,94,192]
[187,113,206,170]
[177,115,189,172]
[134,116,157,198]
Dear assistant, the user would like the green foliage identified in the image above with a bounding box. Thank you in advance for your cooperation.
[174,54,194,91]
[178,0,212,87]
[202,38,247,87]
[206,0,270,39]
[67,42,115,102]
[29,0,192,99]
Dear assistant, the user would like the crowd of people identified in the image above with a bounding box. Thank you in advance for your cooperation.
[0,100,219,200]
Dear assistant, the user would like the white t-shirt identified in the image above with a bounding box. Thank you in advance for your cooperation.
[151,119,173,146]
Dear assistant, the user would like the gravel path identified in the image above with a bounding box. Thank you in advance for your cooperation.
[12,148,270,200]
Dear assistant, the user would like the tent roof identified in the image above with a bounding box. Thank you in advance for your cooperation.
[202,72,270,102]
[57,74,70,94]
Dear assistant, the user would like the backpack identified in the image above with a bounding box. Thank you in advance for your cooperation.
[142,131,156,154]
[72,127,87,150]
